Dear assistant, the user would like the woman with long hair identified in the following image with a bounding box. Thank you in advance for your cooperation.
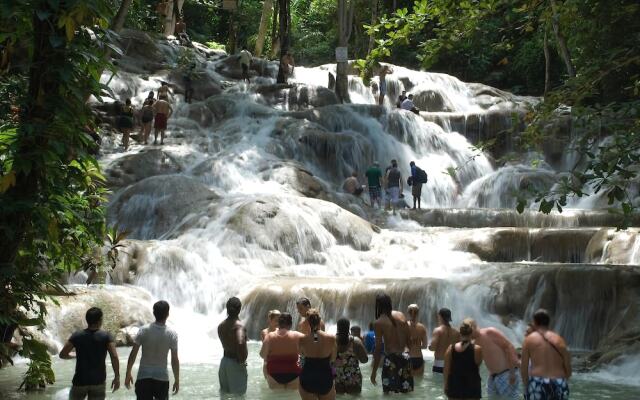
[334,318,368,394]
[298,309,336,400]
[443,319,483,400]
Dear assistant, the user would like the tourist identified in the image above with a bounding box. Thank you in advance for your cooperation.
[152,96,173,145]
[281,51,296,82]
[125,300,179,399]
[401,94,420,114]
[218,297,248,395]
[370,293,413,394]
[409,161,428,209]
[396,90,407,108]
[146,91,156,105]
[521,309,571,400]
[385,159,403,215]
[342,171,363,196]
[260,312,304,390]
[296,297,325,335]
[363,322,382,354]
[261,309,281,341]
[334,317,368,394]
[183,63,195,104]
[378,65,393,105]
[117,98,134,151]
[365,161,383,208]
[429,308,461,374]
[350,325,363,342]
[174,16,191,47]
[140,98,154,145]
[407,304,428,376]
[467,319,521,399]
[443,319,483,400]
[298,309,336,399]
[238,46,252,83]
[59,307,120,399]
[158,81,170,101]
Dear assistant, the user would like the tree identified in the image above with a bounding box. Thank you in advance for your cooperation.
[335,0,355,103]
[255,0,274,57]
[162,0,186,37]
[276,0,291,83]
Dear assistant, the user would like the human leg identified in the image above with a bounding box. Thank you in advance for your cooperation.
[134,379,155,400]
[69,385,89,400]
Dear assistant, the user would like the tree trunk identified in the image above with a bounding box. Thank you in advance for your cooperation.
[276,0,290,83]
[228,9,238,54]
[163,0,186,37]
[543,27,551,96]
[270,0,280,58]
[335,0,354,103]
[549,0,575,78]
[111,0,133,31]
[255,0,273,57]
[368,0,379,54]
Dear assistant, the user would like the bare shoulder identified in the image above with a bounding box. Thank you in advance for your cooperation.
[549,331,567,347]
[417,322,427,332]
[392,310,406,322]
[432,326,443,335]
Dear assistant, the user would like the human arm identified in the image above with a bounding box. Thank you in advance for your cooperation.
[474,344,483,365]
[259,335,270,359]
[353,338,369,363]
[171,348,180,394]
[428,328,439,351]
[330,336,337,362]
[443,345,452,393]
[107,341,120,392]
[370,321,383,385]
[487,328,519,383]
[168,105,173,119]
[58,340,75,359]
[236,325,248,363]
[125,343,140,389]
[560,338,572,379]
[421,325,428,349]
[520,339,530,387]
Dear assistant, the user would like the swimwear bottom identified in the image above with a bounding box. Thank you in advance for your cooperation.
[410,357,424,370]
[381,352,414,393]
[525,376,569,400]
[300,357,333,395]
[432,359,444,374]
[487,368,520,399]
[271,373,298,385]
[70,383,106,400]
[369,186,381,201]
[154,113,167,130]
[218,356,247,395]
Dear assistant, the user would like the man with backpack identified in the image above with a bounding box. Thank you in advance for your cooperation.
[409,161,428,209]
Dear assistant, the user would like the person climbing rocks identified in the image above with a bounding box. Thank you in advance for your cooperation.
[521,309,571,400]
[140,98,154,145]
[409,161,428,209]
[385,159,403,215]
[396,90,407,108]
[334,317,368,394]
[365,161,383,208]
[117,98,134,151]
[467,318,521,399]
[342,171,364,196]
[183,63,196,104]
[260,312,304,390]
[370,293,413,394]
[443,320,483,400]
[238,46,252,84]
[401,94,420,114]
[280,52,295,83]
[152,96,173,145]
[59,307,120,400]
[407,304,428,376]
[378,65,393,106]
[218,297,248,395]
[158,81,171,101]
[429,308,461,375]
[125,301,179,400]
[174,15,192,47]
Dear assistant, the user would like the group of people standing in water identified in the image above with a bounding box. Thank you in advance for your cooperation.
[58,294,571,400]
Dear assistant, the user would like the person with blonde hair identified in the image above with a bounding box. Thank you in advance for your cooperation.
[298,309,336,400]
[407,304,428,376]
[443,319,483,400]
[261,310,281,341]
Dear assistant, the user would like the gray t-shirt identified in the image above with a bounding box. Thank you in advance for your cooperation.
[135,322,178,381]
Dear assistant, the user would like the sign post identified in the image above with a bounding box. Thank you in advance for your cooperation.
[335,46,348,63]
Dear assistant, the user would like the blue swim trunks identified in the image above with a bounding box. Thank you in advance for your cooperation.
[525,376,569,400]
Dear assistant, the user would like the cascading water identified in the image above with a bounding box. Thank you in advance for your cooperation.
[4,31,639,399]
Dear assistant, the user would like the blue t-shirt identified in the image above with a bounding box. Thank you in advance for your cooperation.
[364,331,384,354]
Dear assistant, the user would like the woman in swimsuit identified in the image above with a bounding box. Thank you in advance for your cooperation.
[117,98,134,150]
[298,309,336,400]
[334,318,368,394]
[260,312,304,390]
[443,320,483,400]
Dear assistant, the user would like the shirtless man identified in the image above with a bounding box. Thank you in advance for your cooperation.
[406,304,428,376]
[370,293,413,394]
[296,297,325,335]
[152,98,173,145]
[521,309,571,400]
[260,312,305,390]
[217,297,248,395]
[429,308,460,374]
[378,65,393,105]
[158,81,171,101]
[281,52,295,82]
[468,319,521,399]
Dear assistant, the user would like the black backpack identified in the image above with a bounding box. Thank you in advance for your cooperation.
[415,167,428,184]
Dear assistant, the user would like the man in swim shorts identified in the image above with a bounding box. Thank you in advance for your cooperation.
[429,308,460,375]
[218,297,248,395]
[406,304,428,376]
[152,97,173,145]
[365,161,383,208]
[521,309,571,400]
[385,159,403,215]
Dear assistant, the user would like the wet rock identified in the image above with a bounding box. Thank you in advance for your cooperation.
[214,55,278,80]
[112,29,169,73]
[412,89,453,112]
[107,175,219,239]
[259,162,330,199]
[585,228,640,264]
[105,149,182,188]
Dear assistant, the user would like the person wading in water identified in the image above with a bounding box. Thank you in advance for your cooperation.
[444,319,483,400]
[217,297,248,395]
[298,309,336,400]
[407,304,428,377]
[429,308,461,375]
[260,312,304,390]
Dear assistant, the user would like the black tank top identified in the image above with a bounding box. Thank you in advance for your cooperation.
[446,342,481,399]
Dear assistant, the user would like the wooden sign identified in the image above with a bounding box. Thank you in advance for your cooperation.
[335,46,348,62]
[222,0,237,10]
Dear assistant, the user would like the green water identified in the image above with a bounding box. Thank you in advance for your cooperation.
[1,344,638,399]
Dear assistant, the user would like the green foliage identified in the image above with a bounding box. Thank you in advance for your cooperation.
[205,40,226,50]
